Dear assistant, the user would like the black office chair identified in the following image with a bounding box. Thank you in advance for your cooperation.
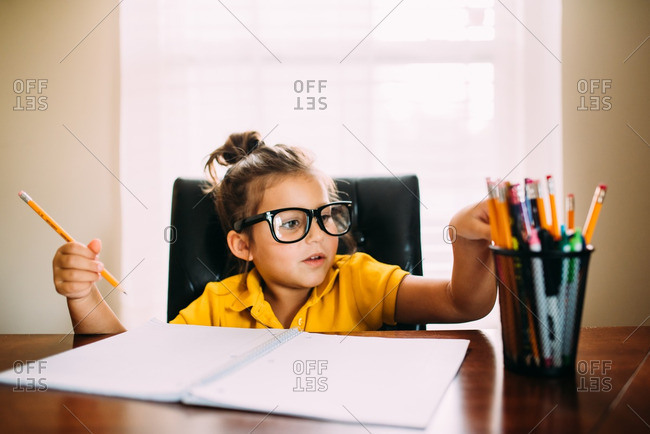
[167,175,424,330]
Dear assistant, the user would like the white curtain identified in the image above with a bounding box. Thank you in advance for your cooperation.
[119,0,561,329]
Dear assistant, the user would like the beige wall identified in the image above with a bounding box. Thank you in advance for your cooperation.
[563,1,650,326]
[0,1,121,332]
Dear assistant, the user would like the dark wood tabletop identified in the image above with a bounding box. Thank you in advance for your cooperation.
[0,327,648,433]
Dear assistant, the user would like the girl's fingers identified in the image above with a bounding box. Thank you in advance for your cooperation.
[55,269,102,283]
[58,241,99,259]
[87,238,102,256]
[55,251,104,273]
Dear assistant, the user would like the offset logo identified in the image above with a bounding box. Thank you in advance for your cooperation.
[576,360,612,392]
[293,359,328,392]
[294,80,327,110]
[577,79,612,111]
[12,360,47,392]
[13,79,48,111]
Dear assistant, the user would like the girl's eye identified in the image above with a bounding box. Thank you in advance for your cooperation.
[280,219,302,231]
[280,220,300,229]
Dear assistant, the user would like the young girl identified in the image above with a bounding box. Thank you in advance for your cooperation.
[52,131,496,333]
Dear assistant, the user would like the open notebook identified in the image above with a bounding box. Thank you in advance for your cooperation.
[0,319,469,429]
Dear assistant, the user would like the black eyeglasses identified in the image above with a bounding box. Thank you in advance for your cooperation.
[233,201,352,244]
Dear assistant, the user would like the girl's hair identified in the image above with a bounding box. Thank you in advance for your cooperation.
[204,131,352,273]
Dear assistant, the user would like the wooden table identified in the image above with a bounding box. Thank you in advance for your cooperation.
[0,327,648,433]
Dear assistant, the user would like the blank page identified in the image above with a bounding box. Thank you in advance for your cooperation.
[184,332,469,429]
[0,320,284,401]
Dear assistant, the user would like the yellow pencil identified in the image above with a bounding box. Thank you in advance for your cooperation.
[566,193,575,231]
[583,184,607,245]
[536,195,549,231]
[546,175,560,240]
[496,183,513,249]
[486,178,502,247]
[18,191,125,292]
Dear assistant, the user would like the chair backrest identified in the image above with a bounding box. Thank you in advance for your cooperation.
[167,175,424,329]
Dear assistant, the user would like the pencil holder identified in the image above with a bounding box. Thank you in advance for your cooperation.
[490,246,594,377]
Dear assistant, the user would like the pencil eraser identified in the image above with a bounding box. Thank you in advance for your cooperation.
[598,184,607,190]
[18,191,30,203]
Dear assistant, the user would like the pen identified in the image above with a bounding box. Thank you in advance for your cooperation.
[507,184,532,246]
[546,175,560,240]
[566,193,575,232]
[583,184,607,245]
[506,185,536,365]
[18,191,125,292]
[525,179,541,229]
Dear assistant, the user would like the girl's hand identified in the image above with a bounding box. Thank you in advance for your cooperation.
[448,200,491,243]
[53,239,105,300]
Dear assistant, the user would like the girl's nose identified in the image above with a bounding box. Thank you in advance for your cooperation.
[304,217,326,242]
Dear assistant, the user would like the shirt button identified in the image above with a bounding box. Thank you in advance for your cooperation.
[298,317,303,326]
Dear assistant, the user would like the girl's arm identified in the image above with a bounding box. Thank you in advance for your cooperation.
[66,284,126,334]
[394,201,496,324]
[54,240,126,334]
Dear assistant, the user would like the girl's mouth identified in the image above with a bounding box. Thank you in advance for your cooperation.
[303,254,325,266]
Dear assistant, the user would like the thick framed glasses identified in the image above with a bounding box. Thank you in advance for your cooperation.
[233,201,352,244]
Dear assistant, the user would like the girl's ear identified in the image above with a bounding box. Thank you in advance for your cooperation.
[226,230,254,262]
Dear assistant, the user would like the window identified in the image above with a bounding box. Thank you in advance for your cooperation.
[120,0,561,329]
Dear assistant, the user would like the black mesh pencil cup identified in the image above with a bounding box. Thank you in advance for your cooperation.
[490,246,594,376]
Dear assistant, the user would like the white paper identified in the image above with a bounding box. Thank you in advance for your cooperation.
[0,319,283,401]
[185,332,469,429]
[0,319,469,429]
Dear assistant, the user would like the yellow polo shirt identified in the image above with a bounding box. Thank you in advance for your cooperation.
[170,252,409,332]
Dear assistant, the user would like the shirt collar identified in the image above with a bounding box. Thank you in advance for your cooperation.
[227,255,348,312]
[227,268,265,312]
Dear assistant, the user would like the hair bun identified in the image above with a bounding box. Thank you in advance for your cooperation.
[212,131,264,166]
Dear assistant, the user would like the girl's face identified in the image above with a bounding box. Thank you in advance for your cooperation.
[248,173,339,294]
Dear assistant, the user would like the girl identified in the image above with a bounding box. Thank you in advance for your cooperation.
[52,131,496,333]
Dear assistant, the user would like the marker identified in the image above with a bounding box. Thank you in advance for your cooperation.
[558,226,570,365]
[546,175,560,240]
[583,184,607,245]
[563,229,583,358]
[18,191,125,293]
[566,193,575,232]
